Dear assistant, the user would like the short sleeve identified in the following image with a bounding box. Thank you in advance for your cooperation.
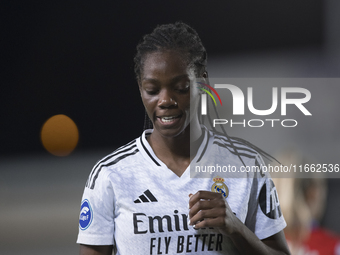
[245,154,287,240]
[77,168,116,245]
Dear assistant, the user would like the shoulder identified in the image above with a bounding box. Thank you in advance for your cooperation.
[196,127,268,179]
[85,138,141,190]
[208,129,261,162]
[213,133,258,156]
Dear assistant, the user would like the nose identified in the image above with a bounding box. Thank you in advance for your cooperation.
[157,89,178,108]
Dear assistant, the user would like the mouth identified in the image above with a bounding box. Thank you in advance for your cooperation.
[157,115,182,125]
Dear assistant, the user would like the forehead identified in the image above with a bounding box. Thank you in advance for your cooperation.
[141,50,192,81]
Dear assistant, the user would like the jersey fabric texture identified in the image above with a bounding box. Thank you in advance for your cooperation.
[77,126,286,254]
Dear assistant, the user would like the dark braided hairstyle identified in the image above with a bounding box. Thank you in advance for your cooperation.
[134,22,207,82]
[134,22,207,129]
[134,22,207,130]
[134,22,280,164]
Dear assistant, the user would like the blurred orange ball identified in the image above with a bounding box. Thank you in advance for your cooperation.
[41,114,79,156]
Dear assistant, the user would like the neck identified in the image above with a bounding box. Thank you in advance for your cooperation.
[147,121,203,177]
[148,122,203,160]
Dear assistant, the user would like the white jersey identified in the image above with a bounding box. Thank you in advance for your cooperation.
[77,126,286,254]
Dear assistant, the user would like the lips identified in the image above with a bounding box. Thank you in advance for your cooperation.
[157,115,182,125]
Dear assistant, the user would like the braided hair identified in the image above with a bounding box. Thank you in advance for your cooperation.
[134,22,207,82]
[134,22,207,130]
[134,22,280,164]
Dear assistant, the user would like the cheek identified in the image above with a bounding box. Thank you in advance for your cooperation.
[179,94,191,111]
[183,97,194,120]
[141,94,158,113]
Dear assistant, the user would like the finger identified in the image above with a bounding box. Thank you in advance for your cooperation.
[193,217,226,229]
[189,207,226,226]
[189,190,223,209]
[189,199,225,219]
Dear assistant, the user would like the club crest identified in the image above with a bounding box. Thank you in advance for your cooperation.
[211,176,229,198]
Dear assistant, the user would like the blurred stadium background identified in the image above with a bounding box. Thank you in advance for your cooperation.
[1,1,340,254]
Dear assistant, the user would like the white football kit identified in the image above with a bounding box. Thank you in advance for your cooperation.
[77,126,286,254]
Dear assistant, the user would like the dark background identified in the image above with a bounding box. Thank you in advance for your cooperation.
[1,0,323,156]
[2,1,340,254]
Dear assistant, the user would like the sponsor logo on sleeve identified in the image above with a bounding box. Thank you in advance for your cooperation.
[79,199,93,230]
[259,179,282,219]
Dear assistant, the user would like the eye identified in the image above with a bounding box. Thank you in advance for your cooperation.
[145,89,159,95]
[142,84,159,95]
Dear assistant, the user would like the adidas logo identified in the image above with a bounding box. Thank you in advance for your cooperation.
[134,189,158,203]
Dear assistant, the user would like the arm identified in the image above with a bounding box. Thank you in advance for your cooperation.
[188,191,290,255]
[77,169,116,254]
[79,244,113,255]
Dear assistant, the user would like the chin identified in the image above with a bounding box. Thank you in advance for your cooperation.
[155,125,189,139]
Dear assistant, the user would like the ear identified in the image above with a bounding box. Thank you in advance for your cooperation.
[197,71,209,94]
[202,71,209,84]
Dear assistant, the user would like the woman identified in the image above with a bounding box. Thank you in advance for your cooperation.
[77,22,290,255]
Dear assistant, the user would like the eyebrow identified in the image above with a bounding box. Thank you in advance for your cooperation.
[142,74,190,84]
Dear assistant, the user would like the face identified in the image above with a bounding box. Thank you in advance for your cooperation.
[139,50,202,139]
